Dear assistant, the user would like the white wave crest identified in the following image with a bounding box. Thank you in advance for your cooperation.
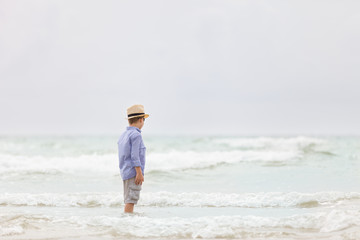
[0,136,333,177]
[0,226,23,236]
[1,191,359,208]
[0,148,303,177]
[2,210,360,238]
[213,136,326,150]
[0,153,118,176]
[146,149,302,171]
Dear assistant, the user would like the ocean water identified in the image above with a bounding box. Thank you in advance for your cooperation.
[0,135,360,239]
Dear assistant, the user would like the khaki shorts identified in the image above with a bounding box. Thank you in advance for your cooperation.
[123,177,142,204]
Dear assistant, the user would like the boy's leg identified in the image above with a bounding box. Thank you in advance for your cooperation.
[123,177,142,213]
[123,180,134,213]
[124,203,134,213]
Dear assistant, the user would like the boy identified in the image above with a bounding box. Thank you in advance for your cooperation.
[117,104,149,213]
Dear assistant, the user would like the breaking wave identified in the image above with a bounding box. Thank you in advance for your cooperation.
[0,136,335,178]
[2,210,360,238]
[1,191,359,208]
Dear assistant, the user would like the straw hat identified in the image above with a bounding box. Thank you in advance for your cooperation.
[126,104,149,119]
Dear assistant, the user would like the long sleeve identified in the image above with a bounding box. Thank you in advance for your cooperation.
[130,134,142,167]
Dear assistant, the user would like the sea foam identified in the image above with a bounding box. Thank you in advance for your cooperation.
[0,136,331,177]
[2,210,360,238]
[1,191,359,208]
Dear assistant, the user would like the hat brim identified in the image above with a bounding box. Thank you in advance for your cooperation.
[126,114,149,120]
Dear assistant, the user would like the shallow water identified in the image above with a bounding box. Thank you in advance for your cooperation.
[1,135,360,239]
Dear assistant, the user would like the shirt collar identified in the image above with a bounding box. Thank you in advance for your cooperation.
[127,126,141,133]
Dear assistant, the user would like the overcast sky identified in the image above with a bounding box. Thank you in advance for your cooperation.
[1,0,359,136]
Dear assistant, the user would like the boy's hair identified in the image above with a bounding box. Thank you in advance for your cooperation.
[128,117,143,125]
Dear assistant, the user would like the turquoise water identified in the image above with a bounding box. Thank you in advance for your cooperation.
[1,135,360,239]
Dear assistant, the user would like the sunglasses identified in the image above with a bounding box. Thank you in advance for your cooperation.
[143,117,145,122]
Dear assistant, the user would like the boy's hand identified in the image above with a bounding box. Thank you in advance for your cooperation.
[135,173,144,185]
[134,166,144,185]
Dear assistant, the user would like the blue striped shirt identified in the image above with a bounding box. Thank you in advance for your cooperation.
[117,126,146,180]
